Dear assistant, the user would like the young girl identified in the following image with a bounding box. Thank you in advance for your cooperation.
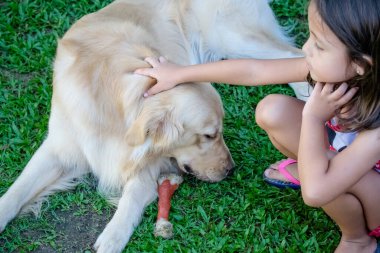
[135,0,380,252]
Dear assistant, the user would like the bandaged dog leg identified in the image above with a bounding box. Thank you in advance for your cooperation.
[154,174,183,238]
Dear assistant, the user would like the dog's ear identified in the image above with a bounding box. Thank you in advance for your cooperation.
[125,104,184,150]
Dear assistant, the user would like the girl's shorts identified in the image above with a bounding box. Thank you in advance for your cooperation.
[369,225,380,237]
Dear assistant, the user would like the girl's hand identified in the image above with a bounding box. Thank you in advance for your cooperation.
[134,56,184,97]
[302,82,358,122]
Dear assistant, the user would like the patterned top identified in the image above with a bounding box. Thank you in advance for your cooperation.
[326,119,380,172]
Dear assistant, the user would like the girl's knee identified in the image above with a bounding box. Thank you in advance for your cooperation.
[255,94,291,130]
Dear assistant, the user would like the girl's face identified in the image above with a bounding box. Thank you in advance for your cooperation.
[302,1,357,83]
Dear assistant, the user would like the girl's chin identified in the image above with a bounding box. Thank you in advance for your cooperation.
[309,72,323,83]
[309,71,317,80]
[309,71,349,84]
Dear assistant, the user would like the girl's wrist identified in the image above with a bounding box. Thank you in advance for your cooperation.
[175,67,187,84]
[301,112,327,125]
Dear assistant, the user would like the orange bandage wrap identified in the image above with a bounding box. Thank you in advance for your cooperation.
[154,174,183,239]
[157,179,179,221]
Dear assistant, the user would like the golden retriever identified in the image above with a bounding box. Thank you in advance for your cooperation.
[0,0,307,252]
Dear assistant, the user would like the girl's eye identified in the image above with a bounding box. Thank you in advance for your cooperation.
[315,43,323,50]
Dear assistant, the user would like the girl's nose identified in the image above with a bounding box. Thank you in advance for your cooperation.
[302,38,312,57]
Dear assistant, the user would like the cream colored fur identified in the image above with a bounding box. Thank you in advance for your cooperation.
[0,0,309,252]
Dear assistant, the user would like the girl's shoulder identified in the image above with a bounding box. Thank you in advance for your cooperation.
[356,127,380,149]
[344,128,380,171]
[358,126,380,138]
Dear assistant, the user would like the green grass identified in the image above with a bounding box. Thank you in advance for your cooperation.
[0,0,340,252]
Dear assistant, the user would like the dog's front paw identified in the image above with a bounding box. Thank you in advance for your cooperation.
[94,227,130,253]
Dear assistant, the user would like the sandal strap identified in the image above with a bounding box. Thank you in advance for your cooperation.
[278,159,300,185]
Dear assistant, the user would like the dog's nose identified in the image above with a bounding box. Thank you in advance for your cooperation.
[226,166,233,176]
[225,162,235,176]
[225,154,235,176]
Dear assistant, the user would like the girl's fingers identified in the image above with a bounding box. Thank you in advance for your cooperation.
[330,82,348,99]
[321,82,334,95]
[314,82,323,92]
[144,56,160,67]
[134,67,153,76]
[144,82,170,97]
[337,87,358,106]
[145,84,161,97]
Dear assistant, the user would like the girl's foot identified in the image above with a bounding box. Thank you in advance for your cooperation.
[335,236,377,253]
[263,159,300,189]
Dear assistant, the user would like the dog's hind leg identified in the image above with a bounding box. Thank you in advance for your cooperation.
[94,165,160,253]
[0,137,86,232]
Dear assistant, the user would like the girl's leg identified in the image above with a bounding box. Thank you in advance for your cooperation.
[256,94,304,157]
[322,170,380,253]
[255,94,304,180]
[256,96,380,252]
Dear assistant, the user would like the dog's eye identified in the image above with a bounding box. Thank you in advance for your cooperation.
[204,134,216,140]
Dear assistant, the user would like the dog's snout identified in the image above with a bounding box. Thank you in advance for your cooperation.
[225,163,235,176]
[225,156,235,176]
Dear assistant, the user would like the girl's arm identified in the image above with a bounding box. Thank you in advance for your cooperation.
[134,56,308,96]
[298,82,380,207]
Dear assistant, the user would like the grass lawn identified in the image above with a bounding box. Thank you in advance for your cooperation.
[0,0,340,252]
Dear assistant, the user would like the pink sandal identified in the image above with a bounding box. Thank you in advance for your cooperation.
[263,159,300,189]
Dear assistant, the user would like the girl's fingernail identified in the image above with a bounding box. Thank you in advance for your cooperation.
[143,92,148,98]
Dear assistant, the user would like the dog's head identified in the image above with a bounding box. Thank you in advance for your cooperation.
[125,82,234,182]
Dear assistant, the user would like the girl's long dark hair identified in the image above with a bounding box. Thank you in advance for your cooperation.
[311,0,380,132]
